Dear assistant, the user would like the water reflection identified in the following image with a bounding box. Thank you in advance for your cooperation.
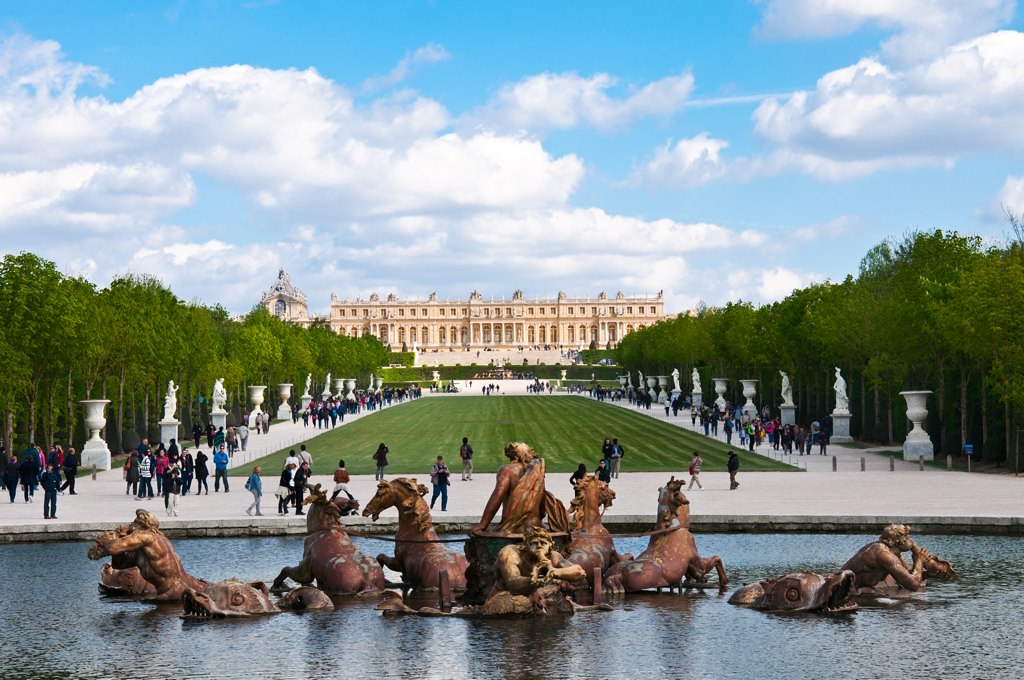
[0,534,1020,679]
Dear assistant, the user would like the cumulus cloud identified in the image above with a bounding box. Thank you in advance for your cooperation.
[630,133,728,187]
[470,70,694,132]
[749,30,1024,179]
[725,266,824,303]
[757,0,1015,63]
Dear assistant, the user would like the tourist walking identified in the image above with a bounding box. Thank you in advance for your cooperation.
[213,445,229,492]
[276,462,295,515]
[4,455,19,502]
[166,469,182,516]
[237,423,249,452]
[18,449,39,502]
[245,465,263,516]
[595,458,611,483]
[154,446,168,495]
[59,448,78,494]
[609,438,624,478]
[213,427,226,457]
[430,456,450,511]
[191,422,203,449]
[727,451,740,490]
[373,442,389,481]
[39,463,60,519]
[601,438,612,470]
[688,451,703,490]
[195,449,210,495]
[137,451,155,500]
[298,444,313,472]
[124,452,139,496]
[181,449,194,494]
[459,437,474,481]
[569,463,587,487]
[293,461,309,514]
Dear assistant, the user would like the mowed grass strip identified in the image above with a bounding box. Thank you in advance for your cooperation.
[232,396,795,476]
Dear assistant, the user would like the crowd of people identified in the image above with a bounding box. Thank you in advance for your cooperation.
[2,443,81,518]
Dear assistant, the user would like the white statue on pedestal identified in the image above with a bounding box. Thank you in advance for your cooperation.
[691,368,702,395]
[833,367,849,412]
[324,372,332,394]
[163,380,178,421]
[780,370,793,406]
[638,371,644,387]
[671,368,681,393]
[303,373,312,397]
[212,378,227,412]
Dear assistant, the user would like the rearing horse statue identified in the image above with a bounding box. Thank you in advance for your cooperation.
[362,478,469,591]
[565,475,631,585]
[603,477,728,594]
[272,484,385,594]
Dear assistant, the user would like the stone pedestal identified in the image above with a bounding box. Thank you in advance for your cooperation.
[656,376,669,404]
[900,390,934,461]
[301,395,312,410]
[830,412,852,443]
[691,393,702,409]
[780,404,796,426]
[158,419,180,447]
[210,409,227,432]
[80,399,112,470]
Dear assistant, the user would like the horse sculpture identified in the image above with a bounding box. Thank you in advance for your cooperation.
[272,484,385,594]
[565,475,630,585]
[603,477,728,594]
[362,477,469,591]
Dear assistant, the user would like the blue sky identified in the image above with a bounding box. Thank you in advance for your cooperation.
[2,1,1022,314]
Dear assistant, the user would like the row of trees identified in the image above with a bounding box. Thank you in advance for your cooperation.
[616,228,1024,463]
[0,253,389,454]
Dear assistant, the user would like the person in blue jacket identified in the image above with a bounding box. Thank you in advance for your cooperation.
[39,463,61,519]
[213,445,230,492]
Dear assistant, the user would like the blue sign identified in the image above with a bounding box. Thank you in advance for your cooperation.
[964,444,974,456]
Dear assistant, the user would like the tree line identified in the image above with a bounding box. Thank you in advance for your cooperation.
[0,252,389,455]
[616,228,1024,464]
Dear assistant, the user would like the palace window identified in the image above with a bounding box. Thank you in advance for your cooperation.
[650,306,656,314]
[528,307,534,315]
[410,309,415,316]
[399,309,405,317]
[591,307,597,315]
[506,307,512,316]
[274,299,286,317]
[339,309,346,317]
[568,308,573,315]
[627,306,632,314]
[440,308,445,316]
[422,308,427,316]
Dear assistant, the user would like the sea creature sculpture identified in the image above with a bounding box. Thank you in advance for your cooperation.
[272,484,386,594]
[182,580,278,618]
[728,570,857,613]
[841,524,956,596]
[565,475,631,585]
[362,477,469,590]
[603,477,728,594]
[88,509,208,602]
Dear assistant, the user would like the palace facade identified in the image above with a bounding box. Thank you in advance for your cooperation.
[259,271,667,350]
[328,288,665,351]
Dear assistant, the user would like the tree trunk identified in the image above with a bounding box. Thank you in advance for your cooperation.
[1005,401,1012,464]
[144,388,150,441]
[4,406,13,456]
[117,367,126,453]
[936,354,946,455]
[887,391,894,444]
[66,368,74,451]
[959,360,968,455]
[981,371,988,456]
[46,386,55,448]
[860,370,866,438]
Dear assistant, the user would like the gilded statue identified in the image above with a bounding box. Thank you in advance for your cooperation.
[841,524,956,595]
[470,442,569,535]
[481,526,588,615]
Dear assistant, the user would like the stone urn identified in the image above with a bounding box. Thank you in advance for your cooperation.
[646,376,658,399]
[334,378,345,396]
[740,379,758,416]
[344,378,357,401]
[375,376,384,392]
[714,378,728,410]
[656,376,669,404]
[277,383,293,420]
[248,385,266,425]
[618,375,628,389]
[80,399,112,470]
[900,390,934,460]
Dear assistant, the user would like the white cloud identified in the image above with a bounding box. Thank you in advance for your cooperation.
[749,31,1024,179]
[725,266,824,303]
[630,133,729,187]
[757,0,1015,63]
[790,215,859,241]
[361,43,452,92]
[995,175,1024,214]
[471,70,694,132]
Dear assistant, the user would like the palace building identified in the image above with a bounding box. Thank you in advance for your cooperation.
[260,271,666,350]
[328,288,665,351]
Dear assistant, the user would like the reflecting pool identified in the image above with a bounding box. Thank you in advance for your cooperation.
[1,533,1020,679]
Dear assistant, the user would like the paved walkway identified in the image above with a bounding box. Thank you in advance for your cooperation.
[2,386,1021,541]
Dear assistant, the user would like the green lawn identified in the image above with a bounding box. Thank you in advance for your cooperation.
[231,396,794,476]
